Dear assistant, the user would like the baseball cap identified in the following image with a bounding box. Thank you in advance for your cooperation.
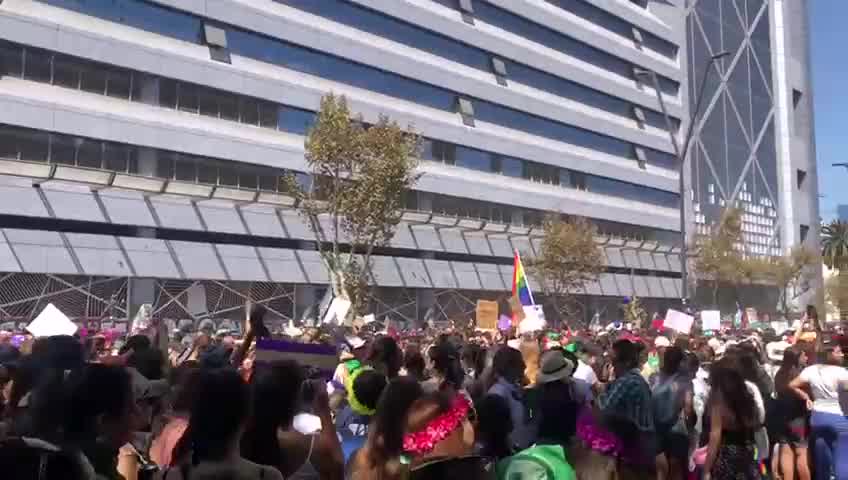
[654,336,671,348]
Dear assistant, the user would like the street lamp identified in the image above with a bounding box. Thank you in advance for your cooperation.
[634,50,730,302]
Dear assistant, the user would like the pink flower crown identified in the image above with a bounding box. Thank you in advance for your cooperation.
[402,394,471,456]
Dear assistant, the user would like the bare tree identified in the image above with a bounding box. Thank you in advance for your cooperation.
[284,94,420,317]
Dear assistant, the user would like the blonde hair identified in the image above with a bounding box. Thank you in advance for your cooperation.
[519,339,541,386]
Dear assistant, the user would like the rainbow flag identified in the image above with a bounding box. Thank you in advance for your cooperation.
[512,249,535,309]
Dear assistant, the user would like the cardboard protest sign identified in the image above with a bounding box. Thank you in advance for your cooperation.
[26,303,77,337]
[701,310,721,331]
[664,309,694,334]
[475,300,498,330]
[255,338,339,376]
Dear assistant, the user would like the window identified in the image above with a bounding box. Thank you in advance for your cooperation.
[52,55,82,89]
[429,140,456,165]
[258,101,279,129]
[526,163,559,185]
[76,138,103,169]
[799,224,809,242]
[796,169,807,189]
[79,63,108,95]
[174,156,197,182]
[103,143,132,172]
[493,155,523,178]
[455,146,492,172]
[23,49,52,82]
[279,108,317,135]
[0,42,23,77]
[177,83,199,114]
[106,69,132,99]
[159,78,178,109]
[50,135,77,165]
[792,89,803,108]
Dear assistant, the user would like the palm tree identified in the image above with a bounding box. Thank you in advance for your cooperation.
[821,220,848,320]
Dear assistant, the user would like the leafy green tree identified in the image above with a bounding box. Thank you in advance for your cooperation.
[821,220,848,320]
[693,208,747,307]
[528,215,604,327]
[285,94,420,317]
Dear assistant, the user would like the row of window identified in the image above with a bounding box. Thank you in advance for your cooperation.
[274,0,676,128]
[0,41,317,134]
[0,125,296,192]
[410,191,680,245]
[0,41,679,205]
[421,139,679,208]
[35,0,677,163]
[470,1,679,96]
[0,124,679,244]
[541,0,678,59]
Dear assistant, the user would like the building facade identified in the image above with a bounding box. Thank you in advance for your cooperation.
[0,0,817,327]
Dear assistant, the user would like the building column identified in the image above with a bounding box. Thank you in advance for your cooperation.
[295,283,318,324]
[127,278,156,324]
[417,288,436,329]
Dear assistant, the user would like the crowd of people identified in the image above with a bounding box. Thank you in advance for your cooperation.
[0,305,846,480]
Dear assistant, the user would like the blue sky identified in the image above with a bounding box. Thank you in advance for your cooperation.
[811,1,848,221]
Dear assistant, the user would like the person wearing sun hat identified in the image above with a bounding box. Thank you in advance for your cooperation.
[497,349,579,480]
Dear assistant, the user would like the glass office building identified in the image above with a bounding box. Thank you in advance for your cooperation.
[0,0,818,325]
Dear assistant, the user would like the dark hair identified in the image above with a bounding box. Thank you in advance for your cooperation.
[818,345,842,365]
[30,335,85,371]
[612,340,641,370]
[429,340,465,390]
[167,362,202,414]
[708,359,759,431]
[241,360,305,468]
[365,377,423,470]
[127,347,165,380]
[475,394,513,459]
[403,345,427,381]
[369,336,402,379]
[119,334,151,355]
[661,346,685,375]
[491,347,525,385]
[0,437,89,480]
[536,380,579,445]
[353,369,389,414]
[172,369,250,465]
[774,348,802,394]
[461,343,486,379]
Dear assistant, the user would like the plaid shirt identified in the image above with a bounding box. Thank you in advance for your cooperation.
[599,368,655,432]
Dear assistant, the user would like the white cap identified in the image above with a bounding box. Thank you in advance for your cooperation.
[346,335,367,350]
[654,336,671,348]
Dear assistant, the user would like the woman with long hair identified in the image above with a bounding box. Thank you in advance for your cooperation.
[424,338,466,393]
[368,336,402,380]
[702,359,761,480]
[789,344,848,480]
[773,347,811,480]
[241,359,344,480]
[166,369,282,480]
[347,377,424,480]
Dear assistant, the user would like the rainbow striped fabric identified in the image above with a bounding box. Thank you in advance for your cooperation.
[512,250,535,308]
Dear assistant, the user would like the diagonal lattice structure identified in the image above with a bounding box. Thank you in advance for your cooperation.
[687,0,780,258]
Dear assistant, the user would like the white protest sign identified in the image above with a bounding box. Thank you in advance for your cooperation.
[518,305,546,334]
[664,309,694,334]
[701,310,721,331]
[362,314,376,325]
[322,297,352,325]
[26,303,78,337]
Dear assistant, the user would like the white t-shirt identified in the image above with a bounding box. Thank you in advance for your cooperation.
[574,359,598,386]
[799,364,848,415]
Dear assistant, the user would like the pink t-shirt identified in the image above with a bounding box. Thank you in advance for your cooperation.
[150,416,189,467]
